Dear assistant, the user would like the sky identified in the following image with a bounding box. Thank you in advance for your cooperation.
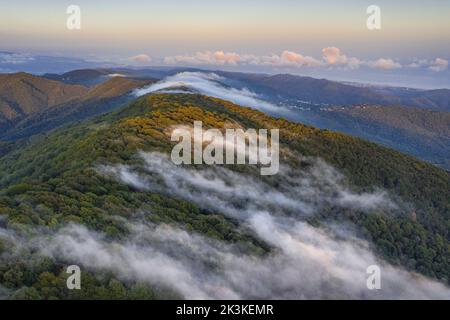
[1,0,449,87]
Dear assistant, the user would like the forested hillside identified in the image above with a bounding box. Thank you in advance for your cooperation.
[0,74,154,140]
[299,105,450,169]
[0,94,449,299]
[0,73,87,121]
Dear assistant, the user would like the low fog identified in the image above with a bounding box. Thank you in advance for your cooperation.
[89,152,448,299]
[101,152,396,219]
[1,152,449,299]
[132,72,294,116]
[37,218,450,299]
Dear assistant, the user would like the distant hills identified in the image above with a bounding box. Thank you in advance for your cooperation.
[217,71,450,112]
[0,72,154,140]
[0,73,87,121]
[335,105,450,138]
[43,69,111,86]
[305,105,450,169]
[0,68,449,170]
[37,67,450,112]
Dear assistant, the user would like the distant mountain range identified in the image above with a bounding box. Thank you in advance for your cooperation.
[38,67,450,112]
[299,105,450,169]
[215,71,450,112]
[216,72,449,169]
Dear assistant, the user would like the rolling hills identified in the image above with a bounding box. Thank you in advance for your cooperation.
[0,73,154,140]
[0,73,87,122]
[218,71,450,112]
[293,104,450,169]
[43,69,112,86]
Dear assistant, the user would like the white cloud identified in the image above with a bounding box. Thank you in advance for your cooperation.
[162,48,411,72]
[407,58,448,72]
[164,50,322,68]
[369,58,402,70]
[37,216,450,299]
[131,54,152,63]
[274,50,322,67]
[103,152,397,219]
[0,52,35,64]
[133,72,293,115]
[213,51,241,65]
[107,73,127,77]
[164,51,241,66]
[408,59,430,68]
[322,47,362,69]
[429,58,448,72]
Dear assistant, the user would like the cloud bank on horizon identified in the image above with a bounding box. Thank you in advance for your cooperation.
[2,47,447,73]
[163,47,448,73]
[1,48,449,89]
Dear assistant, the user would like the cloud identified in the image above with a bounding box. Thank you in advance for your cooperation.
[213,51,241,65]
[407,58,448,72]
[408,59,430,68]
[322,47,346,65]
[102,152,397,220]
[0,52,35,64]
[322,47,362,70]
[429,58,448,72]
[164,50,322,68]
[161,49,448,75]
[39,151,446,299]
[164,48,409,71]
[132,72,293,115]
[107,73,127,78]
[131,54,152,63]
[162,48,414,72]
[369,58,402,70]
[239,51,322,68]
[321,47,361,69]
[36,217,450,300]
[0,53,102,74]
[272,51,322,67]
[164,51,241,66]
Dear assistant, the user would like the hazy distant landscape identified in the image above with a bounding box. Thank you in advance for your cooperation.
[1,68,449,169]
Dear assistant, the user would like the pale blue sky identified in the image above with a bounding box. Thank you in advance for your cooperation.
[1,0,449,57]
[0,0,449,87]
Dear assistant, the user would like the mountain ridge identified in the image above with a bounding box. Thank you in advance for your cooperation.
[0,93,449,299]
